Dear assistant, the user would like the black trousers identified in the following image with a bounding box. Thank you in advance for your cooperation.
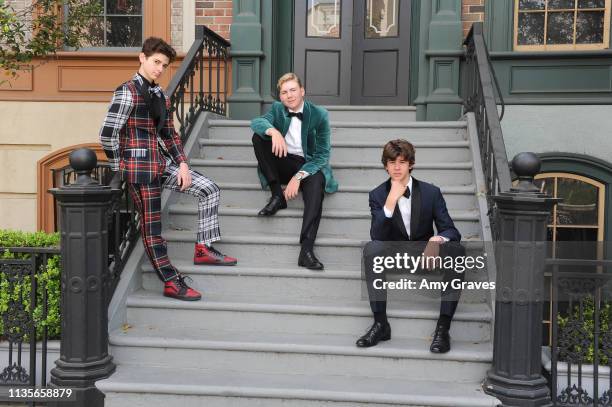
[252,134,325,250]
[363,240,465,320]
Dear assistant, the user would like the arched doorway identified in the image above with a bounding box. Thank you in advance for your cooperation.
[37,144,108,233]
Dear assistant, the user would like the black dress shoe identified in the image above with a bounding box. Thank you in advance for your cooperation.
[258,195,287,216]
[298,249,324,270]
[356,322,391,348]
[430,325,451,353]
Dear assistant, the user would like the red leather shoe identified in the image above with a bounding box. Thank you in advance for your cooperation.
[163,275,202,301]
[194,243,237,266]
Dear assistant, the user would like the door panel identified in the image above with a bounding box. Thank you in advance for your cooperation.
[351,0,411,105]
[294,0,353,104]
[361,50,398,96]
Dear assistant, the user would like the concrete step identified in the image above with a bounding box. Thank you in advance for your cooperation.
[162,231,485,269]
[164,231,364,270]
[207,120,467,142]
[190,159,475,187]
[141,262,491,314]
[167,206,482,239]
[108,326,492,382]
[323,105,417,122]
[126,289,492,342]
[98,366,499,407]
[176,182,479,211]
[199,139,471,163]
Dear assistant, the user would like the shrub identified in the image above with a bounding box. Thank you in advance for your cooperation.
[0,229,61,341]
[557,296,610,366]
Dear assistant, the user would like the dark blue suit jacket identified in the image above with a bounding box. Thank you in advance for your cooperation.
[369,178,461,242]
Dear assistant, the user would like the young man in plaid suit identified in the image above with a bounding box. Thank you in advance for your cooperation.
[100,37,237,301]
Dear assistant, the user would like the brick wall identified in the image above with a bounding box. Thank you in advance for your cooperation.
[195,1,233,40]
[171,0,183,50]
[462,0,485,37]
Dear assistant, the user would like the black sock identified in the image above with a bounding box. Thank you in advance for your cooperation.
[374,311,388,325]
[437,314,452,330]
[269,182,283,198]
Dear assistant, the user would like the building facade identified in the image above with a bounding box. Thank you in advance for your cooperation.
[0,0,610,243]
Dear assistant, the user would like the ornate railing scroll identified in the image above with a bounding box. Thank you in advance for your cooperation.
[0,247,60,399]
[461,22,512,239]
[167,25,231,143]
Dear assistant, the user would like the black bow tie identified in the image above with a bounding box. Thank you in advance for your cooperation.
[403,187,411,199]
[288,111,303,121]
[141,80,164,126]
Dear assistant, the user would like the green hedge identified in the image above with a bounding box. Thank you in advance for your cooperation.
[558,296,610,365]
[0,230,61,341]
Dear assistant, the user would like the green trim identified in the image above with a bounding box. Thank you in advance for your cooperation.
[229,51,265,57]
[490,57,612,104]
[484,0,513,52]
[261,0,274,104]
[490,50,612,59]
[538,153,612,241]
[409,0,421,106]
[414,0,464,120]
[229,0,264,119]
[424,50,464,57]
[272,0,293,98]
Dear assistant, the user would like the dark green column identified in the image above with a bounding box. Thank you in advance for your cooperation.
[413,0,463,121]
[228,0,264,119]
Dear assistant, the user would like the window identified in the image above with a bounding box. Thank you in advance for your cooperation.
[534,173,606,345]
[307,0,341,38]
[79,0,144,48]
[514,0,612,50]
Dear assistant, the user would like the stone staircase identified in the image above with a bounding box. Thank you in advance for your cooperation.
[97,106,500,406]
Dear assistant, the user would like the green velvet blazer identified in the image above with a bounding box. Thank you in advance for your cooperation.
[250,100,338,193]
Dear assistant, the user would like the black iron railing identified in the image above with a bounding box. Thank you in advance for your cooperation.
[547,256,612,406]
[462,22,512,239]
[52,163,140,298]
[167,25,231,142]
[0,247,60,398]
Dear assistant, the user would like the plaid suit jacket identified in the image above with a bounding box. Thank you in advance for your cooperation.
[100,73,187,184]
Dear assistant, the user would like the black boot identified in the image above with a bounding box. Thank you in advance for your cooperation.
[258,195,287,216]
[356,322,391,348]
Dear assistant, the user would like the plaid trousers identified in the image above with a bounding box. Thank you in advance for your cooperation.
[129,163,221,282]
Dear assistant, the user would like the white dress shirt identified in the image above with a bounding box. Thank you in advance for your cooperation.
[285,103,304,157]
[384,177,413,239]
[383,176,449,242]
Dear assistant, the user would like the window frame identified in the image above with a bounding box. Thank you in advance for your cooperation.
[513,0,612,51]
[64,0,144,51]
[534,171,606,346]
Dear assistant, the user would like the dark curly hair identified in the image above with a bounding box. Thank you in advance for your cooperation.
[141,37,176,63]
[381,139,416,168]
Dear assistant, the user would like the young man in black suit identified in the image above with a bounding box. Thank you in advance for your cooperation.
[356,139,463,353]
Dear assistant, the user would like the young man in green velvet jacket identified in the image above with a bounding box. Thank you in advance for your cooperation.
[250,73,338,270]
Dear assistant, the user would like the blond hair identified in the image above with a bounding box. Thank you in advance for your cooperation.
[277,72,303,92]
